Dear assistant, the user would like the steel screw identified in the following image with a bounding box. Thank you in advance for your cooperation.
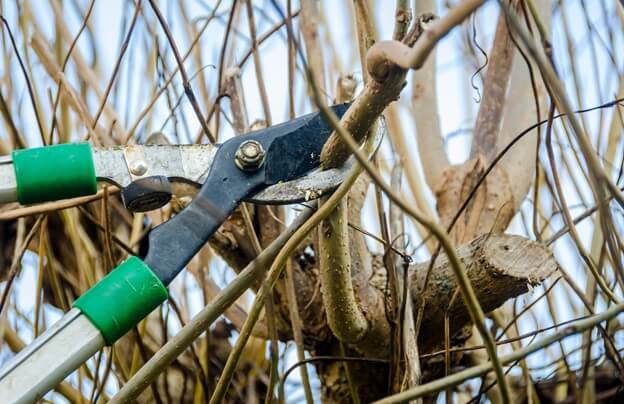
[235,140,265,171]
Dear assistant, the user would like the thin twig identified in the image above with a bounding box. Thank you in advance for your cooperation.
[373,302,624,403]
[0,187,120,221]
[147,0,215,143]
[0,16,47,143]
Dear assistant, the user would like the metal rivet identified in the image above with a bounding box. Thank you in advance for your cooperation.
[129,159,148,176]
[235,140,265,171]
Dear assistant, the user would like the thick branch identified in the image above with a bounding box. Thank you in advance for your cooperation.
[412,0,448,189]
[320,65,407,169]
[340,232,556,361]
[317,232,556,401]
[410,233,557,353]
[470,8,516,160]
[318,77,369,344]
[314,91,514,398]
[319,196,369,343]
[499,0,551,209]
[435,156,515,244]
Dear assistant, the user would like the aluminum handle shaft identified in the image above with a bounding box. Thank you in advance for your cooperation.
[0,309,105,403]
[0,155,16,203]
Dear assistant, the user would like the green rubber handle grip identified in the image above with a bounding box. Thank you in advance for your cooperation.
[73,256,168,345]
[12,143,97,205]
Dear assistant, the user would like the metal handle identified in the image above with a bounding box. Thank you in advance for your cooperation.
[0,309,105,403]
[0,155,17,203]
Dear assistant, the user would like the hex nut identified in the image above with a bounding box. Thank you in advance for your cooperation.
[235,140,265,171]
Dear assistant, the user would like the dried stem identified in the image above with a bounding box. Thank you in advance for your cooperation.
[147,0,215,143]
[374,302,624,403]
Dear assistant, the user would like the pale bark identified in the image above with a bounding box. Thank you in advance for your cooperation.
[412,0,449,190]
[470,10,516,161]
[499,0,552,210]
[435,156,515,244]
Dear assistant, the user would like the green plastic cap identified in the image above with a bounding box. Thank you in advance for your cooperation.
[73,256,168,345]
[12,143,97,205]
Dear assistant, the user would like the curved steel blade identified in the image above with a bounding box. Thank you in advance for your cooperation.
[248,119,385,204]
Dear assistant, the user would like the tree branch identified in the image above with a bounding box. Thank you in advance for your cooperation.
[410,233,557,353]
[319,77,369,344]
[319,193,369,343]
[412,1,448,190]
[320,0,485,169]
[364,0,485,73]
[392,0,412,41]
[499,0,551,210]
[315,97,514,401]
[470,7,516,160]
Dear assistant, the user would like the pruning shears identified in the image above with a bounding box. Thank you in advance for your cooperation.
[0,104,359,403]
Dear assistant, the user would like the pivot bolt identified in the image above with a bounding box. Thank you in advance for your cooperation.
[235,140,265,171]
[129,159,148,176]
